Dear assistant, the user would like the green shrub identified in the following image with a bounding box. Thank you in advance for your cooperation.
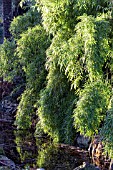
[37,66,76,143]
[15,25,50,129]
[0,39,20,81]
[10,8,41,40]
[73,81,110,137]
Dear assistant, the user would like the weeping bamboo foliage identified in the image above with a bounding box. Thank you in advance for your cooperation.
[15,25,50,129]
[37,0,113,156]
[0,39,18,80]
[0,8,50,131]
[10,8,41,40]
[46,14,111,138]
[1,0,113,157]
[37,66,76,143]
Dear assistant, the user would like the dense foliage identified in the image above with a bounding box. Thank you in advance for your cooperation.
[15,25,50,129]
[1,0,113,158]
[10,8,41,40]
[0,39,18,80]
[37,67,76,143]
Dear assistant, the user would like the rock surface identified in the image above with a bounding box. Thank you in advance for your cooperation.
[0,167,11,170]
[88,135,110,170]
[75,133,91,149]
[0,155,15,169]
[73,162,100,170]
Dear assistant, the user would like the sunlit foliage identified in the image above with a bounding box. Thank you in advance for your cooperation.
[1,0,113,158]
[100,96,113,158]
[15,25,50,129]
[0,39,19,81]
[74,81,110,137]
[10,8,41,40]
[37,67,76,143]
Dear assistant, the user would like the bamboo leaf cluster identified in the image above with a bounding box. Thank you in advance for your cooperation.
[1,0,113,158]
